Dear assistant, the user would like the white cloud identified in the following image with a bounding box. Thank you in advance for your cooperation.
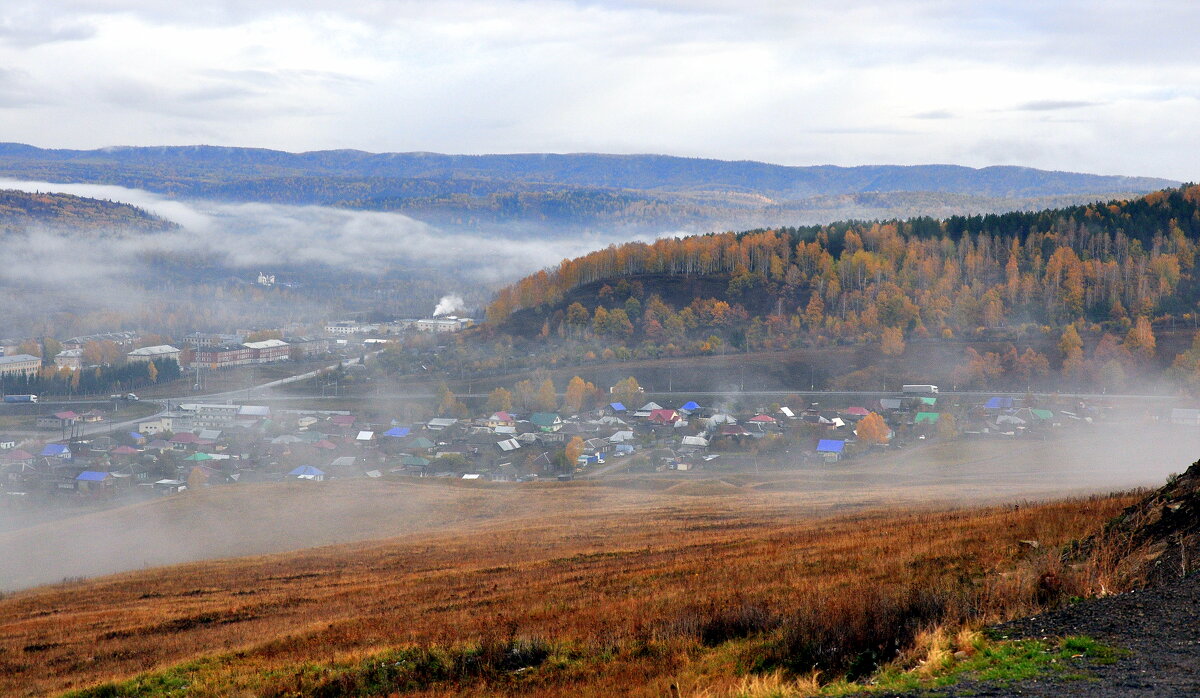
[0,1,1196,180]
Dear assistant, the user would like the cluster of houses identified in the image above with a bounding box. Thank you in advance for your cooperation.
[1,384,1183,511]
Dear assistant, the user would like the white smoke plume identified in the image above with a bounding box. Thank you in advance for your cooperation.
[433,294,465,317]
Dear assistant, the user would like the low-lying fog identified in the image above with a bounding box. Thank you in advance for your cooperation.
[0,179,676,335]
[1,424,1195,593]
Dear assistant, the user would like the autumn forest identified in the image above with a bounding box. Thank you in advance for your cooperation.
[482,186,1200,392]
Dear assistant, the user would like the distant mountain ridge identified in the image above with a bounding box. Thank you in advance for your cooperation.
[0,143,1179,232]
[0,143,1175,198]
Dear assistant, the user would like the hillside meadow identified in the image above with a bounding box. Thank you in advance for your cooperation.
[0,477,1144,697]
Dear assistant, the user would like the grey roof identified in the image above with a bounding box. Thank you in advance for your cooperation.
[127,345,181,356]
[0,354,39,365]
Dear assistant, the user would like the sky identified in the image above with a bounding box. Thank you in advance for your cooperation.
[0,1,1198,180]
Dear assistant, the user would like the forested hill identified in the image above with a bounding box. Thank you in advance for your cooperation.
[485,187,1200,369]
[0,143,1176,231]
[0,189,173,233]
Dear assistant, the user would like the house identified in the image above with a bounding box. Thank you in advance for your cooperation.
[607,402,627,413]
[879,398,905,411]
[633,402,663,417]
[0,437,16,450]
[75,470,114,491]
[37,412,79,429]
[609,430,635,443]
[80,410,105,423]
[816,439,845,462]
[137,417,172,435]
[914,412,940,425]
[289,465,326,481]
[41,443,71,459]
[497,438,521,452]
[127,344,182,364]
[748,414,777,425]
[648,409,681,425]
[427,417,458,431]
[844,407,870,418]
[706,413,737,427]
[680,435,709,449]
[679,401,700,413]
[153,479,187,494]
[485,412,515,428]
[984,397,1015,410]
[530,413,563,432]
[383,427,411,438]
[779,406,796,419]
[355,430,375,443]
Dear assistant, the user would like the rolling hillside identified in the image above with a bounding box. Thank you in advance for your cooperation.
[0,189,174,234]
[478,186,1200,394]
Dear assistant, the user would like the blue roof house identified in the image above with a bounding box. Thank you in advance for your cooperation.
[816,439,846,462]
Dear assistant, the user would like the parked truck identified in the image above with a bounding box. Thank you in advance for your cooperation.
[901,384,939,394]
[3,394,38,403]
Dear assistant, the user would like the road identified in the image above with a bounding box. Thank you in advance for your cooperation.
[4,353,383,444]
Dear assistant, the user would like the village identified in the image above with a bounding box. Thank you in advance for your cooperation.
[2,310,1199,521]
[3,363,1188,518]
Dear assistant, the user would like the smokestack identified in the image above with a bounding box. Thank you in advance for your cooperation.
[433,294,464,317]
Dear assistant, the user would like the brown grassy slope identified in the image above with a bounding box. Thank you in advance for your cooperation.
[0,487,1137,697]
[4,423,1194,592]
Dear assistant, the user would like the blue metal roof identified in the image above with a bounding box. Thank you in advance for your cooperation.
[816,439,845,453]
[680,401,700,411]
[76,470,109,481]
[41,444,70,456]
[609,402,626,411]
[288,465,325,476]
[129,432,145,440]
[984,397,1014,409]
[384,427,410,437]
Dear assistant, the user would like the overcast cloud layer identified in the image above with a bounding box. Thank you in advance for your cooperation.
[0,1,1197,180]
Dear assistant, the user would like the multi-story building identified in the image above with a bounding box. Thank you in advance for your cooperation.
[127,345,182,364]
[183,332,245,348]
[54,349,83,371]
[324,322,379,336]
[284,336,330,357]
[174,403,241,430]
[243,339,290,363]
[191,344,254,369]
[0,354,42,378]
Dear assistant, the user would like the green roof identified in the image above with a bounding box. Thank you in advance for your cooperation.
[1031,409,1053,420]
[914,412,940,424]
[401,455,430,466]
[919,397,937,405]
[409,437,435,449]
[530,413,560,427]
[183,452,213,461]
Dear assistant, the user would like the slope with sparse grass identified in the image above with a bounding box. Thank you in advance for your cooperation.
[0,481,1141,697]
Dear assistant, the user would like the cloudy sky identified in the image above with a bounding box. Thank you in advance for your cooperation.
[0,1,1197,180]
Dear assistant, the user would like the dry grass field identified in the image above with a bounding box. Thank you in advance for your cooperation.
[0,478,1142,697]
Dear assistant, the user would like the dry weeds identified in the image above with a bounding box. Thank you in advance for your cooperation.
[0,483,1139,697]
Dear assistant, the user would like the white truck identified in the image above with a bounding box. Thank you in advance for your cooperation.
[901,384,939,394]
